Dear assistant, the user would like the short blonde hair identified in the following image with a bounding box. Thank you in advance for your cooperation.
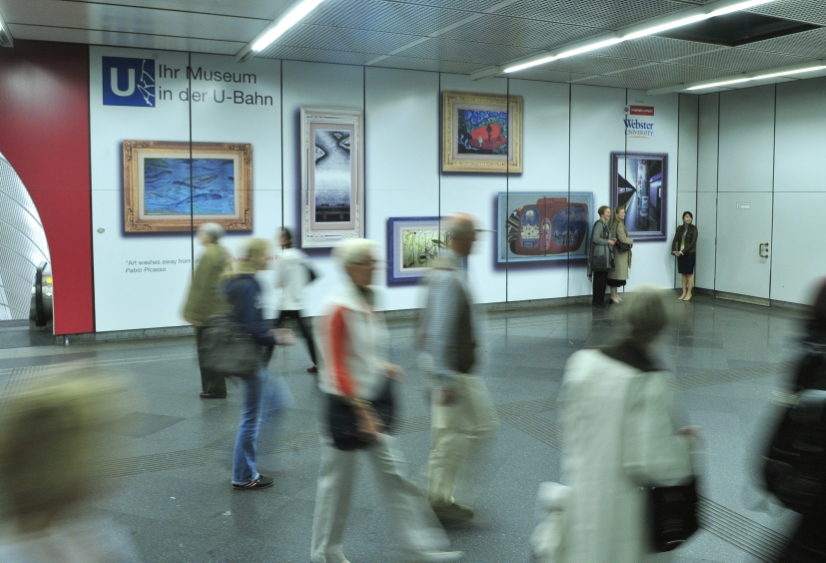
[237,238,271,273]
[0,370,131,527]
[333,238,376,267]
[620,286,670,343]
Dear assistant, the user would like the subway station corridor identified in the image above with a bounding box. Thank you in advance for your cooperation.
[0,295,802,562]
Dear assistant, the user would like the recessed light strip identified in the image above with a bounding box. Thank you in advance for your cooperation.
[494,0,775,76]
[686,64,826,91]
[236,0,325,62]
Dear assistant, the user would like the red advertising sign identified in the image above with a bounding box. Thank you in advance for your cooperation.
[629,105,654,116]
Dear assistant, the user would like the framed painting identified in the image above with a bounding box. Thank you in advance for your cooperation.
[442,91,523,174]
[300,107,364,248]
[123,141,252,233]
[610,152,668,242]
[387,217,448,284]
[497,192,593,263]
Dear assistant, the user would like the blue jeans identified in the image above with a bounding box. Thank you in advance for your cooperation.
[232,368,293,484]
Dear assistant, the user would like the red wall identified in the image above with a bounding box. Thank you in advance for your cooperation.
[0,40,94,334]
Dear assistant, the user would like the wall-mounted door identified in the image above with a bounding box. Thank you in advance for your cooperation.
[714,192,773,299]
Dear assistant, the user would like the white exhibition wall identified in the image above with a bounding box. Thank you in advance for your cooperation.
[89,46,687,332]
[693,76,826,305]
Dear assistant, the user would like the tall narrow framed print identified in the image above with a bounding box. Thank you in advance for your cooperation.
[610,152,668,242]
[442,91,523,174]
[301,108,364,248]
[123,141,252,233]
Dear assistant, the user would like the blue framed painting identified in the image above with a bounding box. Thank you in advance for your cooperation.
[387,217,447,284]
[497,192,593,263]
[123,141,252,232]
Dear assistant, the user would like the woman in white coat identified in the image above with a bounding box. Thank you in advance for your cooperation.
[537,287,698,563]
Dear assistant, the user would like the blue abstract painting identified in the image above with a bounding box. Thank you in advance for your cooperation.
[144,158,235,215]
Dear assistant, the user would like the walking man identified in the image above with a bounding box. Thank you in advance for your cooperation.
[419,214,498,521]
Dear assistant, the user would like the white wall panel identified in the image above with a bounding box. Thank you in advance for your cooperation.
[676,94,698,288]
[569,85,625,297]
[504,79,571,303]
[697,93,719,194]
[438,73,508,305]
[281,61,364,316]
[625,89,680,291]
[715,192,773,299]
[365,67,439,311]
[771,192,826,304]
[695,191,717,290]
[774,77,826,194]
[718,86,775,193]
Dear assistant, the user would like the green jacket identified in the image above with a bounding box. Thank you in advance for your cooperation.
[183,244,230,323]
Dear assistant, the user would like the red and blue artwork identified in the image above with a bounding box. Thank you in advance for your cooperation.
[458,109,508,155]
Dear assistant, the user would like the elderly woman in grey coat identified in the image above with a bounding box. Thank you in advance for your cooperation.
[608,205,634,304]
[588,206,616,308]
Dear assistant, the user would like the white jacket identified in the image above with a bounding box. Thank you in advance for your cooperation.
[537,349,693,563]
[317,283,389,401]
[276,247,309,311]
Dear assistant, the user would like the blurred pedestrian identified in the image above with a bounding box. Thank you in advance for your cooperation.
[418,214,497,521]
[311,238,462,563]
[224,238,294,490]
[588,206,616,308]
[183,222,231,398]
[536,287,697,563]
[0,370,139,562]
[275,227,319,373]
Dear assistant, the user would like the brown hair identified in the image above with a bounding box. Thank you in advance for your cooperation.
[598,205,611,218]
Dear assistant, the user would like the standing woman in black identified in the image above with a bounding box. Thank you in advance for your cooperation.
[671,211,698,301]
[588,205,616,308]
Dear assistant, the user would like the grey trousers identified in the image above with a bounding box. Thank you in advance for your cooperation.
[310,433,449,563]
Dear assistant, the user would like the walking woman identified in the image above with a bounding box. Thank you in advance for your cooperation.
[311,239,461,563]
[671,212,698,301]
[608,205,633,304]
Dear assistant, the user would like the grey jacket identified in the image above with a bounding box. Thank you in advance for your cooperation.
[588,219,614,277]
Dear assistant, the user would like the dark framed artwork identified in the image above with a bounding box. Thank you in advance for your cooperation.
[497,192,593,263]
[123,141,252,233]
[300,107,364,248]
[610,151,668,242]
[387,217,447,284]
[441,91,523,173]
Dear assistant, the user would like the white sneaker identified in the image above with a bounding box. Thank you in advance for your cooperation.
[411,551,464,563]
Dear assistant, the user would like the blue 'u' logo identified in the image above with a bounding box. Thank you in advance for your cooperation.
[103,57,155,107]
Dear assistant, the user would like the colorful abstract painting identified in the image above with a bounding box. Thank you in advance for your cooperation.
[457,109,509,155]
[143,158,235,215]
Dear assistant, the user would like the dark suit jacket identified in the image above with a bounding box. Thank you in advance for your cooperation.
[671,224,698,254]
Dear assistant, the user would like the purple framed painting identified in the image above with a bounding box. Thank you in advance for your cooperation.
[387,217,446,284]
[610,151,668,242]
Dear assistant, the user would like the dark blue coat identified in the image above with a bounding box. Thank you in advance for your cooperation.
[224,273,276,347]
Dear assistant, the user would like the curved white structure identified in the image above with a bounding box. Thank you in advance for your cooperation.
[0,152,50,320]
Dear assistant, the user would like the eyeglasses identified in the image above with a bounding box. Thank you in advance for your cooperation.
[351,259,379,267]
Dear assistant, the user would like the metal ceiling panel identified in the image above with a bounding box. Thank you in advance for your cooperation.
[594,36,727,63]
[739,27,826,59]
[9,24,244,55]
[437,13,601,51]
[605,61,736,83]
[268,24,416,57]
[256,44,375,65]
[303,0,474,36]
[398,0,507,11]
[397,37,540,65]
[747,0,826,27]
[1,0,267,43]
[492,0,691,31]
[509,67,596,84]
[574,74,677,90]
[678,47,818,72]
[538,54,657,75]
[370,55,487,74]
[48,0,288,20]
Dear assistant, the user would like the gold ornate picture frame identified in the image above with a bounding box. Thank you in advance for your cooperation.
[441,91,523,174]
[123,140,252,233]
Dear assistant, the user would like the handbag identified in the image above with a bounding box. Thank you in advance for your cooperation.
[304,262,319,283]
[615,240,632,252]
[623,373,700,552]
[326,381,395,450]
[199,311,261,379]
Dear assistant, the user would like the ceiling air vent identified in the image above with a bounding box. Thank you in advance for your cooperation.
[657,12,820,47]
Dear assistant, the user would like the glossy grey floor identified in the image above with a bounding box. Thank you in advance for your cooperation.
[0,295,805,563]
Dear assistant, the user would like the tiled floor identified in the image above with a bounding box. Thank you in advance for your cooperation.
[0,295,807,562]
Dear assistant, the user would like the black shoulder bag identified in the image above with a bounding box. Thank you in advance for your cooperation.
[327,381,396,450]
[623,373,700,552]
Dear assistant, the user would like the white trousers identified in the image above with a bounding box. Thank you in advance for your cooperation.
[428,373,498,505]
[311,433,449,563]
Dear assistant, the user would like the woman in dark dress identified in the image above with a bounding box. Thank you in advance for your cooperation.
[671,211,698,301]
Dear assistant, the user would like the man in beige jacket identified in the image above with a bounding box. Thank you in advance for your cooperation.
[418,214,498,521]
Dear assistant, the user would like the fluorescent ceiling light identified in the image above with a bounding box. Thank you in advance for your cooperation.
[686,65,826,90]
[489,0,776,77]
[252,0,325,52]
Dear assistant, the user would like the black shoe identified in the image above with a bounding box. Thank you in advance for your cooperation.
[200,392,227,399]
[232,475,274,490]
[592,302,606,309]
[307,365,318,374]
